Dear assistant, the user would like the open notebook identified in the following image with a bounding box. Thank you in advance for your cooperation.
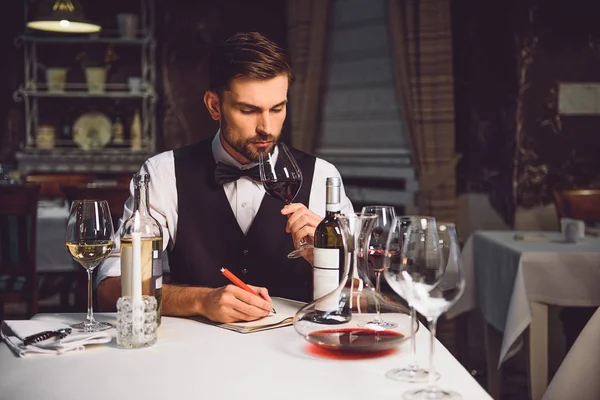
[191,297,305,333]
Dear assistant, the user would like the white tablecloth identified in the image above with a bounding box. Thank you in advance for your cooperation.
[0,313,491,400]
[455,230,600,366]
[543,306,600,400]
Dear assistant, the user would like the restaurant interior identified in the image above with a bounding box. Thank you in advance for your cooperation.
[1,0,600,399]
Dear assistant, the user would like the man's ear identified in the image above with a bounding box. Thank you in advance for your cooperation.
[204,91,221,121]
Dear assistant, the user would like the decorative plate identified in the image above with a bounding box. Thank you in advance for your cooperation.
[72,112,112,151]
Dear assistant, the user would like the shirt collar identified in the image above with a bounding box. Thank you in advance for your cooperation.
[211,129,278,171]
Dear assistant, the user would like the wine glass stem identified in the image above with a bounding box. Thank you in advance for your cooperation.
[86,269,94,324]
[427,316,439,390]
[410,306,418,368]
[375,270,382,292]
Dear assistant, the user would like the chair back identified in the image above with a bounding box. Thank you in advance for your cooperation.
[60,184,131,229]
[0,183,41,318]
[552,189,600,222]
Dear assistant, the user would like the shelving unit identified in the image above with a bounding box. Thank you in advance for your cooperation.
[13,0,157,175]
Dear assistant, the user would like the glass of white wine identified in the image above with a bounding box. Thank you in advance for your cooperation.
[65,200,115,332]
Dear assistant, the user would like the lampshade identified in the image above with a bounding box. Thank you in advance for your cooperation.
[27,0,101,33]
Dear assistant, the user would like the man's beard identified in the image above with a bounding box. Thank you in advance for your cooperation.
[220,113,279,162]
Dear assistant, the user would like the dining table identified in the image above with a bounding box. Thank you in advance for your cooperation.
[0,312,491,400]
[36,200,75,274]
[451,230,600,400]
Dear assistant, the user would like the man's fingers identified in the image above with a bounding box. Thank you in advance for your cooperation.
[293,225,316,246]
[281,203,304,215]
[287,211,321,235]
[229,285,273,312]
[250,285,272,303]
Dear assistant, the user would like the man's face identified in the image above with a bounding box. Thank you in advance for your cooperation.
[217,75,288,164]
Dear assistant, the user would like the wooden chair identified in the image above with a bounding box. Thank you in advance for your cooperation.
[0,183,41,320]
[552,189,600,222]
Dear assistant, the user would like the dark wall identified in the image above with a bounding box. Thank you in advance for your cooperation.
[454,0,600,226]
[0,0,287,164]
[453,0,517,226]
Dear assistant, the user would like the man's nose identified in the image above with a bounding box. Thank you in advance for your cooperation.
[257,111,272,134]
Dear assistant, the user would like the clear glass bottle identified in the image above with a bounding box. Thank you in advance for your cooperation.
[120,173,163,325]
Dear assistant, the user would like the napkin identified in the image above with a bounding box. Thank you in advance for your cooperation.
[1,320,113,357]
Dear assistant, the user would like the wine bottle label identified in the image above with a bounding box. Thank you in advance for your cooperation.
[120,238,163,295]
[313,248,341,311]
[152,249,163,289]
[121,245,132,297]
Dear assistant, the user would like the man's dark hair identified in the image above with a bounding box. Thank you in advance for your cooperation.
[208,32,295,96]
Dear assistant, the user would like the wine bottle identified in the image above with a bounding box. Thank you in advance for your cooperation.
[311,176,349,324]
[120,173,163,325]
[59,108,73,146]
[130,109,142,151]
[111,99,126,145]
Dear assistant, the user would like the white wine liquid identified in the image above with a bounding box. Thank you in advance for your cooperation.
[121,236,163,325]
[66,241,114,270]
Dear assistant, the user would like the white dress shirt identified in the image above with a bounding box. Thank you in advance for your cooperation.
[98,131,354,283]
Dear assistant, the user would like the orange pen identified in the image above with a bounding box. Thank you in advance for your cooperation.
[220,268,276,314]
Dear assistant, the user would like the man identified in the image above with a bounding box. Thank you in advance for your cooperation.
[97,32,354,323]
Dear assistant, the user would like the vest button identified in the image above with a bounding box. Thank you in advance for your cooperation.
[241,268,248,275]
[243,249,249,256]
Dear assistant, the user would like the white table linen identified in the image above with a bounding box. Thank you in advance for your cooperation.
[1,320,112,357]
[0,313,491,400]
[543,306,600,400]
[456,230,600,366]
[36,201,75,273]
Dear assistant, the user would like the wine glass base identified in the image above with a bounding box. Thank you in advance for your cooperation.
[358,320,398,329]
[287,247,307,258]
[386,367,439,383]
[70,320,113,333]
[402,387,461,399]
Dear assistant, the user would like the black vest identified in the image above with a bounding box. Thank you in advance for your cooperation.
[167,138,316,302]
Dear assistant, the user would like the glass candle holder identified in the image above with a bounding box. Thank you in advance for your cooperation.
[116,295,158,349]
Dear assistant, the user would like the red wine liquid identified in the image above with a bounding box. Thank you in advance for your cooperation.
[263,179,301,203]
[307,327,405,352]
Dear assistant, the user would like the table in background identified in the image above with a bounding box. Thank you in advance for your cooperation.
[36,201,74,274]
[453,230,600,400]
[0,313,491,400]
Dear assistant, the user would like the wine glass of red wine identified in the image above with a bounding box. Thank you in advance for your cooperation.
[359,205,397,329]
[258,142,309,258]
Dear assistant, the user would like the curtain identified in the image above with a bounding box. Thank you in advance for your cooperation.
[388,0,459,223]
[286,0,331,153]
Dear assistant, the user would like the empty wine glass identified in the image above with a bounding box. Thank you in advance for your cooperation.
[258,142,311,258]
[359,205,397,329]
[65,200,115,332]
[382,216,436,383]
[386,219,465,399]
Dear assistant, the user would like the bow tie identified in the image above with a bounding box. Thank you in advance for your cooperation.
[215,162,262,185]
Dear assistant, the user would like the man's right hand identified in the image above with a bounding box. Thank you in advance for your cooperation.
[201,284,273,323]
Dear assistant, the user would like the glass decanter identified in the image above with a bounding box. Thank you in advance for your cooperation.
[294,213,415,353]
